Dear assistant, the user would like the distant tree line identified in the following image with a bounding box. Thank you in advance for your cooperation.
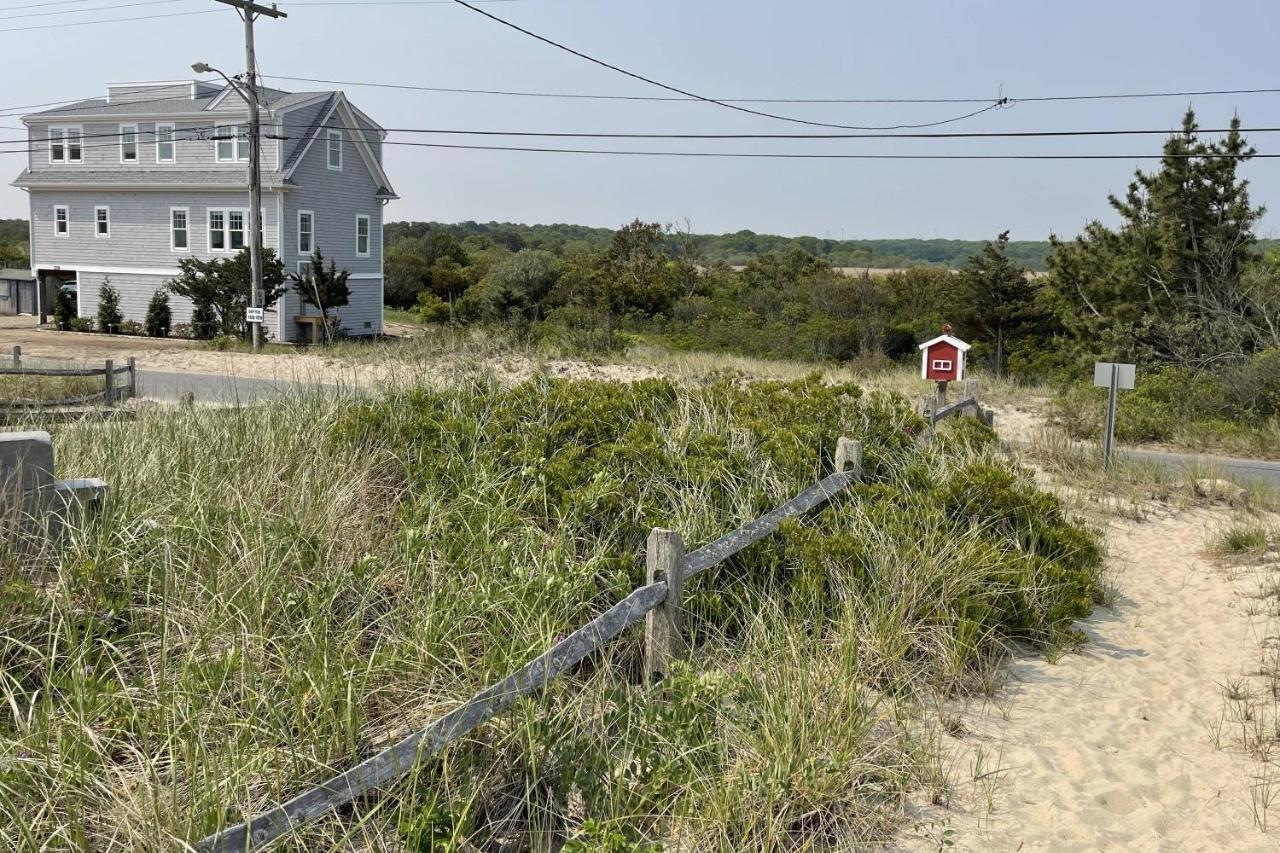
[381,109,1280,387]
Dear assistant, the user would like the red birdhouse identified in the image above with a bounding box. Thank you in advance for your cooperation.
[918,327,970,382]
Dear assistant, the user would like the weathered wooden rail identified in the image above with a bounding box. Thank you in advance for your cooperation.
[195,439,867,851]
[0,346,136,409]
[922,379,994,429]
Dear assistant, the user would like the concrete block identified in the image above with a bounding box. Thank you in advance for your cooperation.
[0,431,55,494]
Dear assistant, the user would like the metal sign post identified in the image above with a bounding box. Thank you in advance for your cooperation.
[1093,362,1136,468]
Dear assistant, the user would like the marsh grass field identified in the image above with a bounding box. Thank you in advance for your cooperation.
[0,358,1105,852]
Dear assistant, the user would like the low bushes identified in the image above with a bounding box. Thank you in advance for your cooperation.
[0,378,1101,850]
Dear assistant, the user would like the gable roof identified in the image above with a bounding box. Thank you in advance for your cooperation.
[283,93,397,199]
[917,334,971,352]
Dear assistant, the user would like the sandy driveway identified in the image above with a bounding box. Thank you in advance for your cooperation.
[900,508,1274,851]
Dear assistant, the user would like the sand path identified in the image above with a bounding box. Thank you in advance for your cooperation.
[902,508,1273,851]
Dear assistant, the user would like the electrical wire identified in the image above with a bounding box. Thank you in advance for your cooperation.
[267,74,1280,107]
[0,0,190,22]
[443,0,1008,132]
[0,6,216,31]
[4,124,1280,146]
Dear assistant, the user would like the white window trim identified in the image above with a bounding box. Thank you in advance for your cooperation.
[355,214,370,257]
[48,126,83,164]
[156,123,176,164]
[94,205,110,238]
[327,129,342,171]
[932,359,953,372]
[170,206,190,252]
[53,204,69,236]
[297,259,310,279]
[208,207,250,253]
[297,209,314,255]
[119,124,139,164]
[214,124,249,163]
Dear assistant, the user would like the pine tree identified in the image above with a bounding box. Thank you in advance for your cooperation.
[52,286,74,330]
[959,231,1037,377]
[96,279,123,334]
[191,302,218,340]
[144,290,172,338]
[293,248,351,341]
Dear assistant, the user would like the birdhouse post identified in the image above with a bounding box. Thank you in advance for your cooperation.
[918,324,971,407]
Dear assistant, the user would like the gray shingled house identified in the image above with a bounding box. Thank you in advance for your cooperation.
[10,79,397,341]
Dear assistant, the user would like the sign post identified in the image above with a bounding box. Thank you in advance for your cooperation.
[1093,362,1136,468]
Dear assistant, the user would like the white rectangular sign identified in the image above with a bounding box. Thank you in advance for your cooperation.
[1093,362,1135,390]
[245,307,265,324]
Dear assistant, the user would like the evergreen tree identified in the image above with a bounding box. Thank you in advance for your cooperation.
[144,290,172,338]
[292,248,351,341]
[96,279,123,334]
[1046,109,1264,364]
[52,286,74,331]
[958,232,1038,377]
[167,247,286,338]
[191,302,218,340]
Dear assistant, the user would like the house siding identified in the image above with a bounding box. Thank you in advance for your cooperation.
[282,109,384,339]
[25,115,276,173]
[30,189,280,269]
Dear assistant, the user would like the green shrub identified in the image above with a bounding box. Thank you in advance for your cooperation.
[52,286,75,330]
[144,290,172,337]
[190,301,218,340]
[67,316,93,333]
[96,279,123,334]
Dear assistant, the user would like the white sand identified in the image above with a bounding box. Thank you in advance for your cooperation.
[899,508,1274,851]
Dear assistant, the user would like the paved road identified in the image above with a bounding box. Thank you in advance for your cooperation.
[136,370,334,404]
[1120,446,1280,489]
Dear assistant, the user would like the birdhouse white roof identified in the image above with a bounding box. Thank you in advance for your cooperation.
[917,334,971,352]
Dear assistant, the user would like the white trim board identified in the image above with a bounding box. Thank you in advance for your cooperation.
[31,263,182,278]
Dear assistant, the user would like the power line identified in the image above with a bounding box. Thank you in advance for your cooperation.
[375,139,1280,161]
[0,0,191,22]
[267,74,1280,106]
[443,0,1008,132]
[0,6,216,31]
[5,123,1280,147]
[0,0,99,11]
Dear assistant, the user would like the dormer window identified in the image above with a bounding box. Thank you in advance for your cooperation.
[215,124,248,162]
[119,124,138,163]
[327,129,342,170]
[48,126,82,164]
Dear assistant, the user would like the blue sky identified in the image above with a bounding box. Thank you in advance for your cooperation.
[3,0,1280,240]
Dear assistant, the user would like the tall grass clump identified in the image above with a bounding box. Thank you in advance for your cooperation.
[0,376,1102,851]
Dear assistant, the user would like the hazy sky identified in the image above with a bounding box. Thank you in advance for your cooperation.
[3,0,1280,240]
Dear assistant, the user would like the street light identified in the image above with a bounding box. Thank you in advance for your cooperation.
[192,61,265,352]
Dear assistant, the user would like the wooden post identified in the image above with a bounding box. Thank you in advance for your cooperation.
[11,345,19,369]
[126,357,137,400]
[835,437,863,480]
[644,527,686,682]
[103,359,115,406]
[983,408,995,429]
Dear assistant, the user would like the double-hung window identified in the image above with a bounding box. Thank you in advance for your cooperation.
[49,127,82,163]
[298,210,314,255]
[356,215,370,257]
[171,208,189,251]
[95,206,110,238]
[156,123,176,163]
[53,205,68,235]
[215,124,248,162]
[119,124,138,163]
[327,129,342,170]
[209,208,248,252]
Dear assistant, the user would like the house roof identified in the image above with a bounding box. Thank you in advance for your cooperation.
[22,88,344,122]
[11,168,292,190]
[0,268,35,281]
[917,334,971,352]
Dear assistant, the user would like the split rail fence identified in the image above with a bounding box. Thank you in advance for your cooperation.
[1,346,136,409]
[197,389,991,852]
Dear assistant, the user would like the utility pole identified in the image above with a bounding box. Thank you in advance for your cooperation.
[208,0,286,352]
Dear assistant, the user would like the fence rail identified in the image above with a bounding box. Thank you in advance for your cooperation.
[195,440,867,852]
[0,347,136,409]
[196,387,989,852]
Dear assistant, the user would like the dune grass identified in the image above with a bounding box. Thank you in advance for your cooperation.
[0,375,1102,851]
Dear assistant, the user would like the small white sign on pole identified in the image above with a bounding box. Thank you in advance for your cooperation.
[245,307,265,324]
[1093,362,1135,390]
[1093,362,1137,467]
